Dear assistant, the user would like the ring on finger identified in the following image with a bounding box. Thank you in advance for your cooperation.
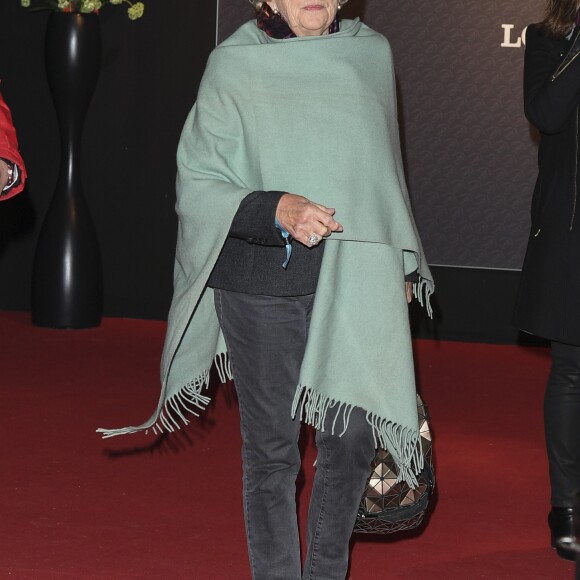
[307,234,319,246]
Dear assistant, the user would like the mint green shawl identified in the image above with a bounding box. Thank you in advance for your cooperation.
[98,19,434,486]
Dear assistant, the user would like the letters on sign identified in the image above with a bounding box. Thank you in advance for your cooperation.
[501,24,528,48]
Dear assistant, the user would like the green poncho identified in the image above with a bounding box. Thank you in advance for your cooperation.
[98,18,434,486]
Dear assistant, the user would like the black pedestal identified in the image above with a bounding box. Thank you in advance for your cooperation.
[31,12,103,329]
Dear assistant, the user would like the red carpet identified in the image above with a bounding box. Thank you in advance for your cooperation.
[0,311,574,579]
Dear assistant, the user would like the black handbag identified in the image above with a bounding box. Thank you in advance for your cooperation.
[353,395,435,534]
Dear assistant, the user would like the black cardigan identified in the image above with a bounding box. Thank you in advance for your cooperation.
[207,191,324,296]
[514,24,580,345]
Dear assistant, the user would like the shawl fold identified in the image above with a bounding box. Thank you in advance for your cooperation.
[98,19,434,486]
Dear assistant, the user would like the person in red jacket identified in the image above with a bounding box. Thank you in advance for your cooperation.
[0,90,26,200]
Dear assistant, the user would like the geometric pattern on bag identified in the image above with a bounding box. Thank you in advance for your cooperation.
[354,394,435,534]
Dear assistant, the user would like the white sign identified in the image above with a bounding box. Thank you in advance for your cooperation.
[501,24,528,48]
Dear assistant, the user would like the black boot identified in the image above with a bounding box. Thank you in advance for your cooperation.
[549,507,576,561]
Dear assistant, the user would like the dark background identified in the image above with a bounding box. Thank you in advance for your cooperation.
[0,0,552,342]
[0,0,215,319]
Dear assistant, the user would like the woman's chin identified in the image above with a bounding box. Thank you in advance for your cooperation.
[296,15,332,35]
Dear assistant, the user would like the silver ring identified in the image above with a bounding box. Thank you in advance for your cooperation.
[307,234,319,246]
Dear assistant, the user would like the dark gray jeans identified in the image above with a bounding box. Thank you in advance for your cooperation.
[214,289,376,580]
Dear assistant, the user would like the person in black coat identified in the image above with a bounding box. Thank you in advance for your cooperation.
[514,0,580,562]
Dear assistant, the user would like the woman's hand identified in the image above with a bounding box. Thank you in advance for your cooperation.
[406,281,413,304]
[275,193,343,247]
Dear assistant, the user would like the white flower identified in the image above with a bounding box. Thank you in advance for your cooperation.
[20,0,144,20]
[127,1,144,20]
[80,0,102,12]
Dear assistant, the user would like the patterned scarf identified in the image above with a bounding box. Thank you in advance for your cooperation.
[257,3,340,39]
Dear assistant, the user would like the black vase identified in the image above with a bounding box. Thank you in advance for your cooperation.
[31,12,103,329]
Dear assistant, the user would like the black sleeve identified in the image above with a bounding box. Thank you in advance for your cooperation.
[228,190,287,246]
[524,25,580,134]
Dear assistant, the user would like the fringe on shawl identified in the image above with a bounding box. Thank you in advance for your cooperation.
[96,353,234,439]
[292,384,425,489]
[413,276,434,319]
[98,277,432,441]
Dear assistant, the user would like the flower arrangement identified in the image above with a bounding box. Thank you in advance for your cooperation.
[20,0,145,20]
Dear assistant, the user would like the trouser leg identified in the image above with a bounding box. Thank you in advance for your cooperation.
[303,406,376,580]
[545,340,580,507]
[214,289,314,580]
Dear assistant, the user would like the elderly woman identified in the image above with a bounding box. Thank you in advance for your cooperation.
[100,1,433,577]
[514,0,580,562]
